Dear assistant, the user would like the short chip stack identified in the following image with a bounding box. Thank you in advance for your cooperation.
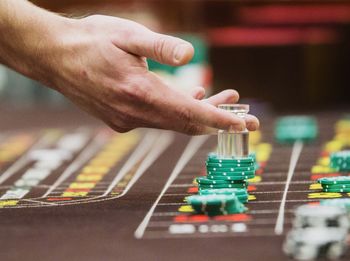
[330,150,350,173]
[318,176,350,193]
[204,153,255,183]
[186,194,246,216]
[199,188,249,203]
[275,116,318,144]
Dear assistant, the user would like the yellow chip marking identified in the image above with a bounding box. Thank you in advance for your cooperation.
[248,176,261,183]
[308,192,342,199]
[311,165,337,174]
[0,200,19,206]
[82,167,110,174]
[309,183,322,190]
[69,182,96,189]
[324,141,344,152]
[248,195,256,201]
[317,157,330,167]
[178,205,194,212]
[76,175,103,182]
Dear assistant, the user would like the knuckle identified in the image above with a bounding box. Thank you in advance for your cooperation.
[125,80,152,105]
[153,36,168,62]
[177,106,192,123]
[122,81,145,100]
[182,124,202,135]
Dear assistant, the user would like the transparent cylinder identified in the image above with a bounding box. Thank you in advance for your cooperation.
[217,104,250,158]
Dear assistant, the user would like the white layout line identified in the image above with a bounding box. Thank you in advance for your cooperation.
[0,134,51,185]
[101,130,160,197]
[274,141,304,235]
[109,131,174,198]
[134,135,209,239]
[41,131,108,198]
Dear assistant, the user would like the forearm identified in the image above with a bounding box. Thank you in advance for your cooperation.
[0,0,71,86]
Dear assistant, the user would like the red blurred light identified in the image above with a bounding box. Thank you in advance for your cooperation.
[208,27,338,46]
[239,5,350,25]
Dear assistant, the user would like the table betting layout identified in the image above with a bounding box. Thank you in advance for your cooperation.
[0,108,349,261]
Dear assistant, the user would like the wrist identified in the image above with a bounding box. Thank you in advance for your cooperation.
[0,1,76,88]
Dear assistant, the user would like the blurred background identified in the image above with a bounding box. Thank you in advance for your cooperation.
[0,0,349,113]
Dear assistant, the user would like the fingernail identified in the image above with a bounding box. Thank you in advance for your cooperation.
[174,44,188,63]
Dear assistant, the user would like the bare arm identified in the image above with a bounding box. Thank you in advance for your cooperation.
[0,0,259,134]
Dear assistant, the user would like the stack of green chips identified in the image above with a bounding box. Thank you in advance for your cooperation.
[275,116,318,144]
[190,153,255,216]
[205,153,255,181]
[318,176,350,193]
[199,188,249,203]
[186,194,246,216]
[330,151,350,172]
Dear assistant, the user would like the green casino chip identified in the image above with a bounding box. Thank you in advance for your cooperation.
[198,183,247,189]
[207,156,255,164]
[323,187,350,193]
[330,151,350,162]
[207,175,253,181]
[318,176,350,185]
[274,116,318,144]
[206,162,255,168]
[196,177,247,185]
[186,194,235,206]
[199,188,248,196]
[321,184,350,189]
[329,151,350,172]
[206,166,255,172]
[208,170,255,176]
[206,175,248,182]
[199,188,248,203]
[186,194,246,216]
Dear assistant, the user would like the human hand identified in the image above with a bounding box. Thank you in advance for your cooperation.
[37,15,260,134]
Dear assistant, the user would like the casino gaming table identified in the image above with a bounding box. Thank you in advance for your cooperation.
[0,106,349,261]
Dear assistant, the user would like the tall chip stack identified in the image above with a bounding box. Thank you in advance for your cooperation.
[187,104,254,216]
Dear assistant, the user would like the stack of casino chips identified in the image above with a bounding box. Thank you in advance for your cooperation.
[186,153,256,216]
[186,194,246,216]
[318,176,350,193]
[201,153,256,190]
[330,150,350,172]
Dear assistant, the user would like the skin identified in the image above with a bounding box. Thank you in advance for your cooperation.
[0,1,259,134]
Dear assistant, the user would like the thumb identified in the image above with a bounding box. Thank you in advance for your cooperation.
[114,23,194,66]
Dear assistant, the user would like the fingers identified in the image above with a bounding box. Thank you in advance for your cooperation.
[204,89,239,106]
[190,86,206,100]
[169,95,246,134]
[245,114,260,131]
[204,90,259,131]
[114,22,194,66]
